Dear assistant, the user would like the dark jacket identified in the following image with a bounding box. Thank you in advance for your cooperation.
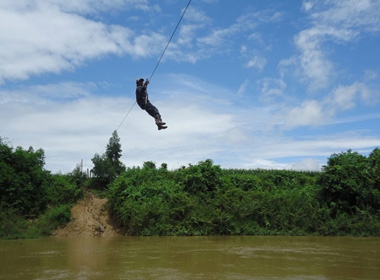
[135,85,148,109]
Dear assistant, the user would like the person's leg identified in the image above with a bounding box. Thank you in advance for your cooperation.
[144,101,159,118]
[145,101,167,130]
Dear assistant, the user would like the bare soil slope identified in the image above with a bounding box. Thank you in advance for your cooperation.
[54,191,121,237]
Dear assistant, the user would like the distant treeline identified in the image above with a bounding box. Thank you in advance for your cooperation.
[1,134,380,238]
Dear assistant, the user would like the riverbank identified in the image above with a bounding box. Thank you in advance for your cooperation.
[1,141,380,238]
[54,192,121,237]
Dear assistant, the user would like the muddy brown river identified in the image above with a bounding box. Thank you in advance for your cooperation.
[0,236,379,279]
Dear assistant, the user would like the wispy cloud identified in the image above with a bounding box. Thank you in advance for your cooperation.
[258,78,286,102]
[170,9,281,63]
[287,0,380,90]
[276,80,380,129]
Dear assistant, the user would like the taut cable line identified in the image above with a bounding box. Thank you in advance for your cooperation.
[148,0,192,82]
[115,0,192,131]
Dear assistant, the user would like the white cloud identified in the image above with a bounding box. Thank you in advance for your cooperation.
[0,5,116,81]
[0,0,155,15]
[0,2,285,82]
[302,1,314,12]
[240,45,267,71]
[288,0,380,90]
[258,78,286,102]
[273,80,380,130]
[288,158,322,171]
[237,79,250,97]
[331,82,361,110]
[0,1,168,83]
[283,100,326,129]
[192,10,280,61]
[294,28,334,90]
[221,133,380,171]
[308,0,380,34]
[327,81,380,113]
[245,54,267,71]
[184,6,210,24]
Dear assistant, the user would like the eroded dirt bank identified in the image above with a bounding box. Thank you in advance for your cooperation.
[53,192,121,237]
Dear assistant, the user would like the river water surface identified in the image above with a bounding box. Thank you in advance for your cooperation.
[0,236,379,279]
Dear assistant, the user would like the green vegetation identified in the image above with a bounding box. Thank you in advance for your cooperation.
[90,130,126,189]
[1,132,380,238]
[0,138,83,239]
[107,157,380,236]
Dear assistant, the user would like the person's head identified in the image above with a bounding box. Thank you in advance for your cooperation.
[136,78,144,86]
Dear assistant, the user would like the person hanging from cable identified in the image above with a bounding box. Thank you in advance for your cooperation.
[135,78,168,130]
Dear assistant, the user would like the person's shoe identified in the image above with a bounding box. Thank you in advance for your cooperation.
[157,123,168,130]
[155,114,167,127]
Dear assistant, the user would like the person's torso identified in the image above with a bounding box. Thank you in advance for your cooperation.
[136,86,148,108]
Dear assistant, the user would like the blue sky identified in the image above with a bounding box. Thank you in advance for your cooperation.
[1,0,380,173]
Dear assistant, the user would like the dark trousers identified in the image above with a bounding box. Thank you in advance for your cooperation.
[138,100,159,118]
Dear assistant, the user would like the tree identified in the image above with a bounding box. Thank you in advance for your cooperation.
[91,130,126,189]
[368,148,380,190]
[368,148,380,210]
[317,149,372,214]
[0,139,50,216]
[181,159,223,194]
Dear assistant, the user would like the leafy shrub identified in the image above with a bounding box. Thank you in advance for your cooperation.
[0,141,50,217]
[368,148,380,192]
[37,205,72,235]
[317,150,375,214]
[178,159,223,194]
[48,174,83,205]
[108,167,192,235]
[0,139,83,238]
[108,160,330,236]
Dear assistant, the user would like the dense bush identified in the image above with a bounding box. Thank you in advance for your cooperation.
[318,150,379,215]
[108,160,326,236]
[315,149,380,235]
[2,133,380,238]
[0,141,50,216]
[368,148,380,194]
[108,152,380,237]
[107,163,185,235]
[0,138,83,238]
[48,174,83,205]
